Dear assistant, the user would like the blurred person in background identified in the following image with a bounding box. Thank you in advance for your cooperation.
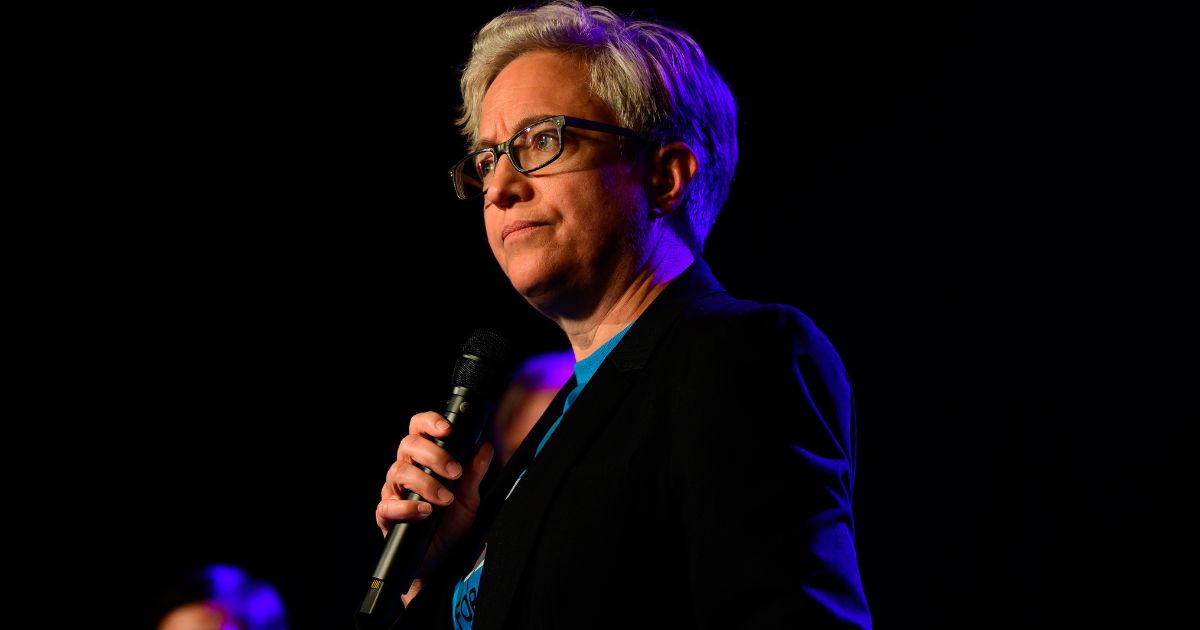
[486,349,574,467]
[151,563,288,630]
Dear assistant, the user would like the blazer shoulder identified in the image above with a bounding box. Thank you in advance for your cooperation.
[680,294,841,361]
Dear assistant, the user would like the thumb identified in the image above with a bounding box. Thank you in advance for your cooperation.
[460,441,494,508]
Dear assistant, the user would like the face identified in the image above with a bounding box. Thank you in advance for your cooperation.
[158,602,240,630]
[477,51,651,314]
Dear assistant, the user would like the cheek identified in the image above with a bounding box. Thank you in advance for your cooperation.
[588,172,646,235]
[555,177,622,231]
[483,210,505,259]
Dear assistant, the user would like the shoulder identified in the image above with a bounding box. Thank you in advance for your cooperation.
[661,291,859,474]
[677,293,846,373]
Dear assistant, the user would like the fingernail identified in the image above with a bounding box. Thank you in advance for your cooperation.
[417,502,432,514]
[437,488,454,503]
[445,461,462,478]
[436,419,450,431]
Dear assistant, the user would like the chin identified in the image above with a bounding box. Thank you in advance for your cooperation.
[508,274,552,303]
[505,269,562,311]
[502,253,548,292]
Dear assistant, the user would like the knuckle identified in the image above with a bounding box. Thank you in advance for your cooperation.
[410,411,435,428]
[399,433,420,451]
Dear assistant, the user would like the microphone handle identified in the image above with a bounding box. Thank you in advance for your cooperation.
[357,387,479,627]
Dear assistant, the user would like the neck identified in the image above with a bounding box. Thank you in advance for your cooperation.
[545,241,694,361]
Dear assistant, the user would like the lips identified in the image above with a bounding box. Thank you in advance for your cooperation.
[501,220,547,242]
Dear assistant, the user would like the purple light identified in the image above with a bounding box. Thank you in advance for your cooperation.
[517,349,575,389]
[201,564,289,630]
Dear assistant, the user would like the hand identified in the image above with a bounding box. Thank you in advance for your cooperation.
[376,411,494,601]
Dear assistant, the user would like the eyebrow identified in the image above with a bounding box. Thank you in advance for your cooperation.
[474,113,553,151]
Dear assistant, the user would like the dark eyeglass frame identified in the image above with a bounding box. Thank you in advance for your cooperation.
[448,115,646,200]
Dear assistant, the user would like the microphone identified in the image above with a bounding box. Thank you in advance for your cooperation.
[357,328,513,629]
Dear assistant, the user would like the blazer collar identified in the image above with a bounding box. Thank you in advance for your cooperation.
[605,257,726,372]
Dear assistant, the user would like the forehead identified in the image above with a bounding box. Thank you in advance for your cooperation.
[479,51,616,141]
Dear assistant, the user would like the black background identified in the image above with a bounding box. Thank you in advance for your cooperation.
[67,2,1165,628]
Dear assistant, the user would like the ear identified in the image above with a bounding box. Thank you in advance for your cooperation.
[649,142,699,218]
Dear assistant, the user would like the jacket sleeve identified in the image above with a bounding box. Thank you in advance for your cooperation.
[670,305,871,629]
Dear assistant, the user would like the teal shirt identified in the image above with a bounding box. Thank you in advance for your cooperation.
[451,323,634,629]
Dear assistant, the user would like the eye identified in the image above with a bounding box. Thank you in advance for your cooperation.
[474,153,496,176]
[531,132,560,152]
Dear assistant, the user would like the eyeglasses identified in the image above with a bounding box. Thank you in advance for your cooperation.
[448,115,644,200]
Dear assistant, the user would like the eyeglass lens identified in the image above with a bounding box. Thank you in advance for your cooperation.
[452,119,564,199]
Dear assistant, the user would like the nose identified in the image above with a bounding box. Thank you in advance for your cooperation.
[484,153,533,209]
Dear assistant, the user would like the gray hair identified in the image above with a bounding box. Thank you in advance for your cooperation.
[457,0,738,254]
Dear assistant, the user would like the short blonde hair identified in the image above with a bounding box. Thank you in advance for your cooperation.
[457,0,738,254]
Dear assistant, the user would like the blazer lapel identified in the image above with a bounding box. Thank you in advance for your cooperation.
[470,258,727,628]
[472,357,633,626]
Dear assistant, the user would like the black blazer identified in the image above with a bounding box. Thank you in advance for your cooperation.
[397,259,871,629]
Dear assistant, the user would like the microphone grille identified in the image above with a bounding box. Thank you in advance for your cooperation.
[452,328,513,389]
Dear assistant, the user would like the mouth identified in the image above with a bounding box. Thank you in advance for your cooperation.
[501,220,547,242]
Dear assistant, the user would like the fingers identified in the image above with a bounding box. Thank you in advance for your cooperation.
[400,412,464,481]
[408,411,453,444]
[395,433,464,484]
[376,497,432,535]
[378,453,452,535]
[376,411,469,535]
[391,447,459,503]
